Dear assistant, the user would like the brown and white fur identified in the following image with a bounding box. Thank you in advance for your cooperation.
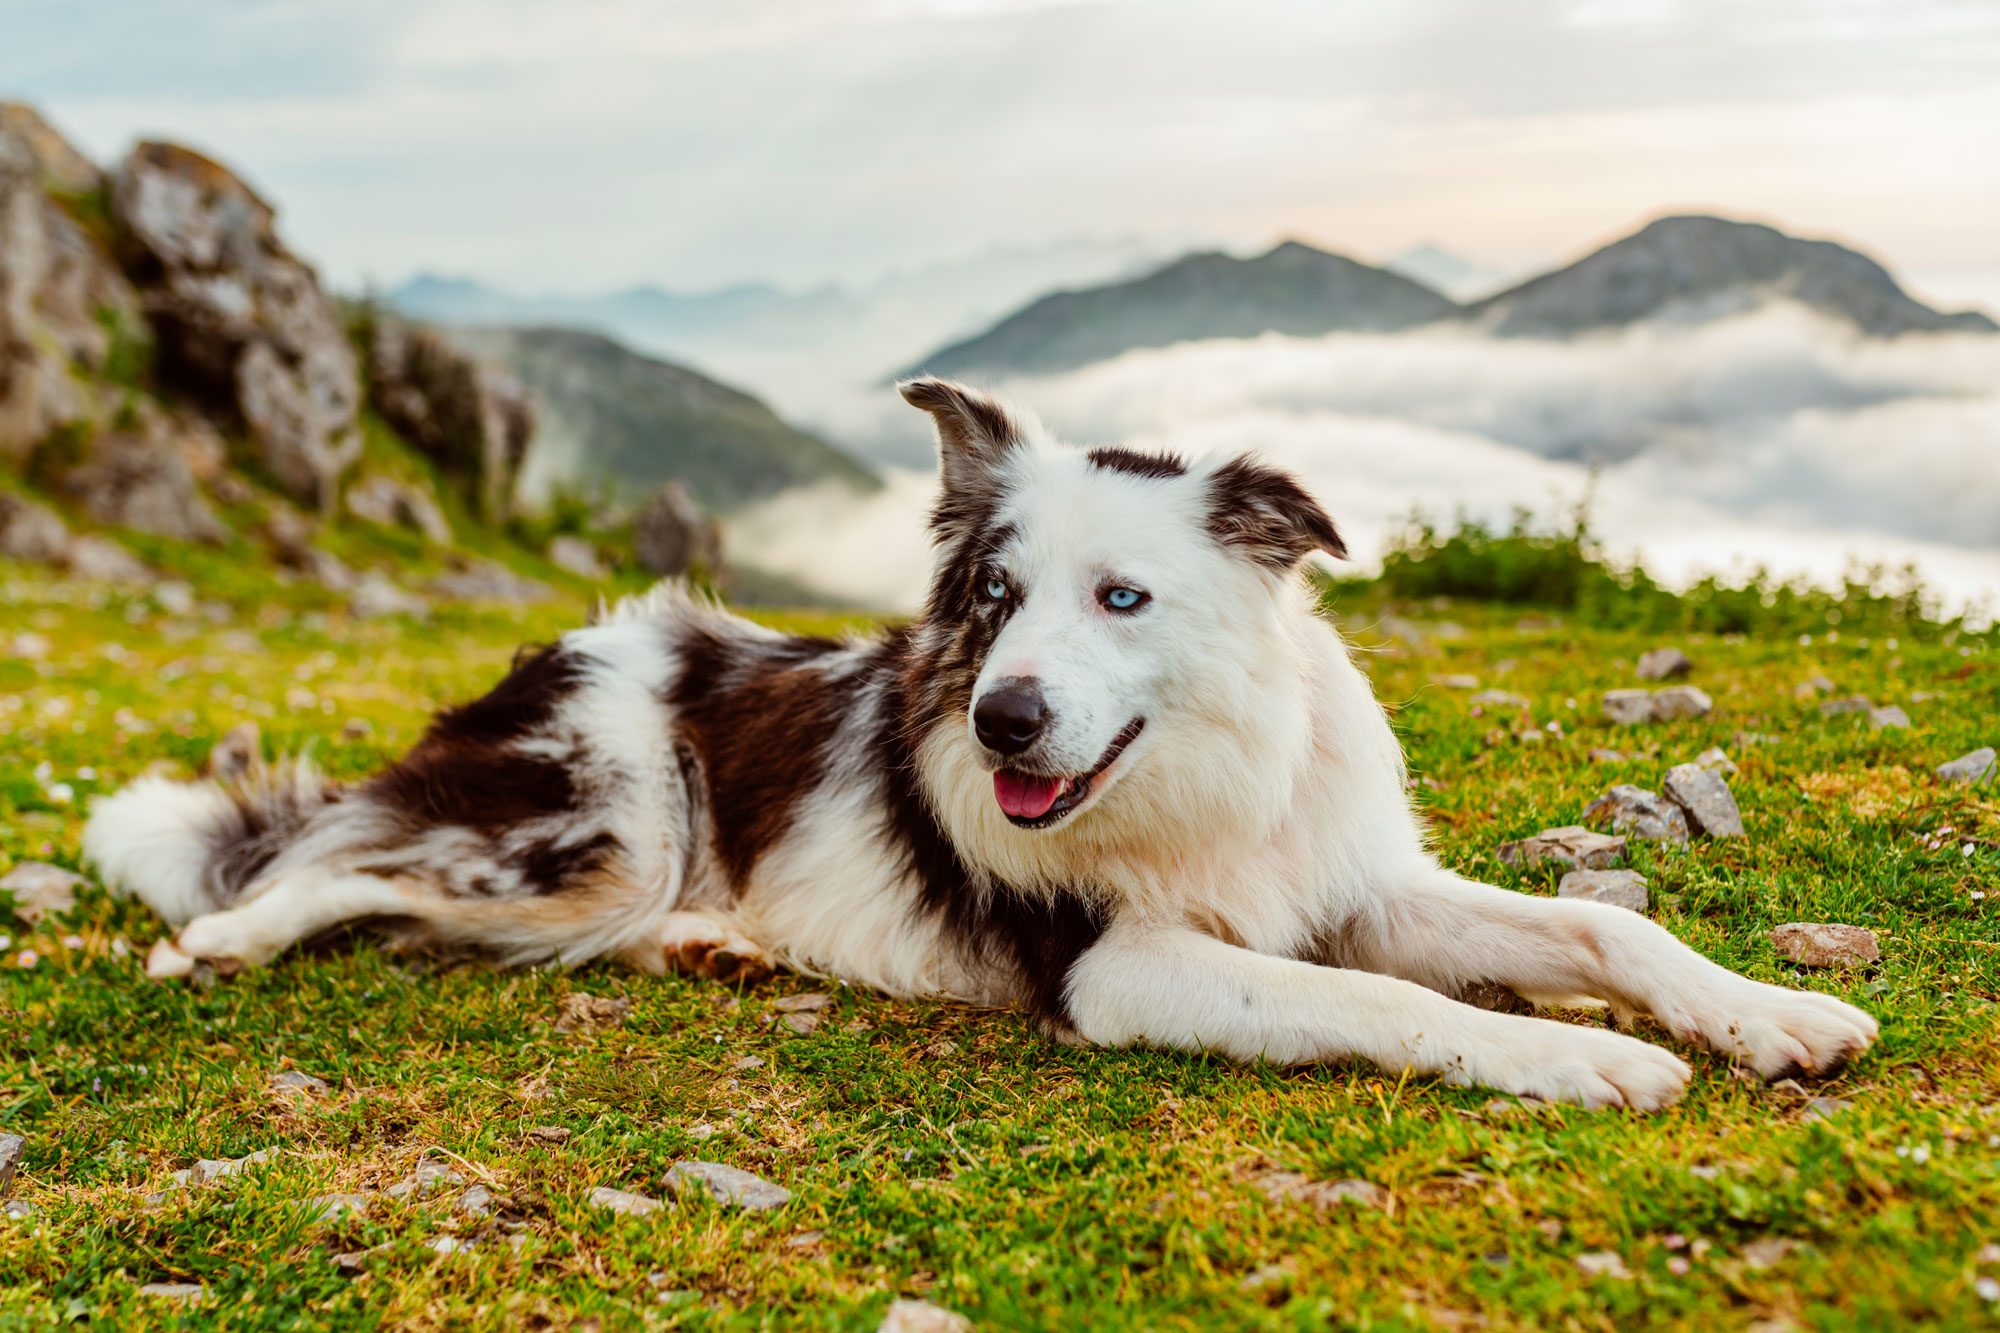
[83,377,1876,1109]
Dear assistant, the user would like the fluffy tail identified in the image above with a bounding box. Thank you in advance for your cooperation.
[83,762,338,925]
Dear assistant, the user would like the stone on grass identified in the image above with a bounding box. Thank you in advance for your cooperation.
[1495,826,1625,871]
[1575,1251,1632,1279]
[307,1193,369,1223]
[554,992,631,1033]
[0,1133,22,1194]
[0,862,84,923]
[663,1160,791,1212]
[1637,647,1694,680]
[588,1185,662,1217]
[1869,706,1911,731]
[1582,786,1689,842]
[1249,1168,1386,1211]
[2,1199,33,1220]
[347,576,430,620]
[204,722,261,782]
[1801,1096,1849,1123]
[426,560,552,604]
[1771,923,1879,969]
[1820,695,1873,718]
[269,1069,329,1095]
[386,1160,464,1200]
[457,1185,493,1217]
[1649,685,1713,721]
[137,1283,205,1302]
[1588,748,1629,764]
[546,535,605,580]
[173,1148,276,1187]
[527,1125,572,1144]
[65,535,151,583]
[1432,673,1480,690]
[879,1299,974,1333]
[1936,748,1996,786]
[1663,764,1746,839]
[1557,870,1650,914]
[1602,689,1654,725]
[1470,689,1529,710]
[1693,747,1737,776]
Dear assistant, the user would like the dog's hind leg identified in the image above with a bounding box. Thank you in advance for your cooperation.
[1348,871,1877,1080]
[616,910,776,986]
[147,867,422,979]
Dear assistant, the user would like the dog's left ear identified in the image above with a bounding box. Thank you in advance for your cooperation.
[898,376,1023,494]
[1205,455,1347,569]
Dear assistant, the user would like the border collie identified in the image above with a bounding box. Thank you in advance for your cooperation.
[84,377,1877,1109]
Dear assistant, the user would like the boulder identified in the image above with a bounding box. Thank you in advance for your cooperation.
[1936,747,1996,786]
[345,473,451,545]
[1770,922,1879,968]
[1582,785,1689,842]
[111,141,360,509]
[366,317,533,524]
[635,481,723,577]
[0,492,71,563]
[1557,869,1650,913]
[1636,646,1693,680]
[0,104,103,193]
[51,406,226,543]
[1662,763,1745,838]
[1495,825,1626,871]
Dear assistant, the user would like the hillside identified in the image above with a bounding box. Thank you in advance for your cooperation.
[900,240,1460,379]
[1468,214,1999,338]
[445,326,879,511]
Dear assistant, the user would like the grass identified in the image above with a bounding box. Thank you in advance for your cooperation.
[1,561,1996,1331]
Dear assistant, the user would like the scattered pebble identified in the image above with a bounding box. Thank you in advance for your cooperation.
[732,1055,767,1071]
[1602,689,1654,726]
[0,1133,23,1193]
[773,992,832,1013]
[2,1199,35,1220]
[1247,1167,1386,1211]
[1557,869,1650,913]
[1771,922,1880,969]
[588,1185,662,1217]
[527,1125,572,1144]
[1936,747,1996,786]
[457,1185,493,1217]
[172,1147,276,1187]
[554,993,632,1033]
[0,862,85,923]
[1693,746,1737,776]
[306,1193,369,1224]
[1869,706,1911,731]
[1495,826,1626,871]
[386,1159,465,1200]
[1650,685,1714,721]
[663,1160,791,1211]
[1663,763,1746,839]
[137,1283,205,1302]
[1820,695,1874,719]
[269,1070,329,1095]
[1574,1251,1631,1279]
[878,1299,974,1333]
[1582,785,1689,842]
[1636,647,1693,680]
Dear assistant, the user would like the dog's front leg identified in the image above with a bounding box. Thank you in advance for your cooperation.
[1351,872,1878,1080]
[1064,919,1690,1109]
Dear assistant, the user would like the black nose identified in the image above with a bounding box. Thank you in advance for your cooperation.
[973,681,1049,755]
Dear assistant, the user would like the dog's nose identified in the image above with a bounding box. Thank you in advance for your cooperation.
[973,682,1048,755]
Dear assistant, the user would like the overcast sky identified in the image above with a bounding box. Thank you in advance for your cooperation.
[5,0,1997,305]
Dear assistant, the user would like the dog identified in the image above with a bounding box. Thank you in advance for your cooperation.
[84,376,1877,1109]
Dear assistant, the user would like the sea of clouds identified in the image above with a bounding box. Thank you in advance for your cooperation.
[734,304,2000,616]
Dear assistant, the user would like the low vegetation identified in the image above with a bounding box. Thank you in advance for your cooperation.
[1,552,1996,1329]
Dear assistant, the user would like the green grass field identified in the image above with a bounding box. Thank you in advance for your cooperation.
[1,563,1995,1330]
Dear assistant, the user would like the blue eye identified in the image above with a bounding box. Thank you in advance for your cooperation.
[983,577,1009,601]
[1102,586,1147,611]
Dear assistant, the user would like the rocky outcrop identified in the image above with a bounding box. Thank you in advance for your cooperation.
[366,316,533,524]
[0,104,103,194]
[345,473,451,545]
[635,481,722,577]
[50,403,225,543]
[111,142,360,509]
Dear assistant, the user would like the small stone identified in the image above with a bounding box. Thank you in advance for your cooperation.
[1801,1096,1849,1123]
[2,1199,35,1220]
[204,722,262,781]
[1869,706,1911,731]
[773,992,832,1012]
[137,1283,205,1302]
[785,1228,826,1252]
[1582,785,1689,842]
[547,536,606,580]
[0,862,85,923]
[1469,689,1529,710]
[878,1299,974,1333]
[1820,694,1874,718]
[731,1055,767,1071]
[1649,685,1714,721]
[1740,1237,1793,1270]
[1557,869,1650,914]
[1771,923,1879,969]
[1637,647,1693,680]
[153,581,197,617]
[1433,673,1480,690]
[457,1185,493,1217]
[1796,673,1835,697]
[1495,825,1626,871]
[663,1160,791,1211]
[1574,1251,1631,1279]
[588,1185,662,1217]
[527,1125,572,1144]
[1937,747,1996,786]
[0,1133,23,1194]
[428,1236,473,1256]
[1249,1168,1385,1210]
[269,1069,329,1095]
[176,1148,276,1186]
[780,1011,822,1035]
[1602,689,1654,725]
[1589,748,1629,763]
[1693,747,1737,776]
[1663,764,1746,839]
[386,1159,464,1199]
[348,576,430,620]
[307,1192,369,1223]
[554,993,632,1033]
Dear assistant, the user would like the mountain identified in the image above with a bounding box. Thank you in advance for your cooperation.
[899,240,1460,380]
[1467,215,1999,338]
[1386,244,1509,301]
[442,326,879,511]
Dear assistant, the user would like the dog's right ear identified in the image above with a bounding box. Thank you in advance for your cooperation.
[898,377,1023,494]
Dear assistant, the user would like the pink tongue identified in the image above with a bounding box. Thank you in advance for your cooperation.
[994,770,1067,819]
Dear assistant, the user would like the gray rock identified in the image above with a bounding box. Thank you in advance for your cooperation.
[204,722,261,783]
[347,576,430,620]
[1588,748,1629,763]
[1249,1168,1386,1210]
[63,535,150,583]
[554,993,631,1033]
[306,1192,369,1223]
[1636,646,1693,680]
[1649,685,1713,721]
[426,560,552,604]
[2,1199,33,1219]
[1801,1096,1849,1123]
[663,1160,791,1211]
[588,1185,662,1217]
[457,1185,493,1217]
[137,1283,205,1302]
[1602,689,1654,725]
[1663,763,1746,838]
[1771,922,1879,968]
[0,494,72,564]
[0,1132,22,1194]
[773,992,832,1013]
[1495,825,1626,871]
[268,1069,328,1095]
[1432,673,1480,690]
[1869,706,1911,731]
[526,1125,572,1144]
[1820,694,1874,718]
[1937,747,1997,786]
[1469,689,1530,709]
[385,1160,464,1200]
[1582,785,1689,842]
[366,317,534,526]
[0,103,103,193]
[878,1299,974,1333]
[635,481,723,578]
[1557,869,1650,913]
[345,474,452,545]
[1796,673,1836,698]
[0,862,85,922]
[173,1148,276,1187]
[546,535,605,580]
[53,408,227,544]
[1693,746,1738,776]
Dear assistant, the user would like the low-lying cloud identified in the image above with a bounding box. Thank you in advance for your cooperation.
[735,304,2000,614]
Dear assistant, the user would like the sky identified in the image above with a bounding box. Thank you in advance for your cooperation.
[4,0,1998,307]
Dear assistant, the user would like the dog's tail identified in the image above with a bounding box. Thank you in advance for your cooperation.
[83,762,339,925]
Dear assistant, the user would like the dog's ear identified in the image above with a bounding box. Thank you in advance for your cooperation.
[1205,455,1346,569]
[898,377,1023,494]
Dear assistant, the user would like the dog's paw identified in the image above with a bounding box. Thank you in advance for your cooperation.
[1473,1018,1691,1111]
[622,911,776,986]
[1686,981,1878,1080]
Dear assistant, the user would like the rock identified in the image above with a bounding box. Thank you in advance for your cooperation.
[426,560,552,603]
[0,494,72,563]
[1801,1096,1849,1123]
[307,1192,369,1223]
[1740,1237,1793,1270]
[1820,695,1874,718]
[1796,673,1836,698]
[1869,706,1911,731]
[1650,685,1713,721]
[1770,922,1879,968]
[2,1199,33,1220]
[779,1012,822,1035]
[1574,1251,1631,1279]
[732,1056,767,1071]
[204,722,261,782]
[663,1160,791,1212]
[1588,748,1629,764]
[385,1159,464,1200]
[1937,747,1997,786]
[1582,785,1689,842]
[1602,689,1654,725]
[1663,763,1746,838]
[457,1185,493,1217]
[1249,1168,1386,1211]
[137,1283,205,1302]
[1495,826,1625,871]
[366,316,534,525]
[112,140,361,508]
[53,407,227,544]
[268,1069,328,1095]
[1636,646,1693,680]
[63,535,150,583]
[878,1299,974,1333]
[634,481,723,578]
[588,1185,662,1217]
[527,1125,572,1144]
[174,1147,276,1187]
[1557,869,1650,913]
[1433,673,1480,690]
[1470,689,1529,709]
[345,474,451,545]
[1693,746,1738,776]
[0,1132,22,1194]
[0,103,103,192]
[347,576,430,620]
[1,862,85,922]
[546,536,605,580]
[773,992,832,1013]
[554,993,631,1033]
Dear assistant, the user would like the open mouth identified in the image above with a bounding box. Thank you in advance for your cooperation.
[992,719,1145,829]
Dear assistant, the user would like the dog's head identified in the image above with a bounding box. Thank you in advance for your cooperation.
[899,377,1342,877]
